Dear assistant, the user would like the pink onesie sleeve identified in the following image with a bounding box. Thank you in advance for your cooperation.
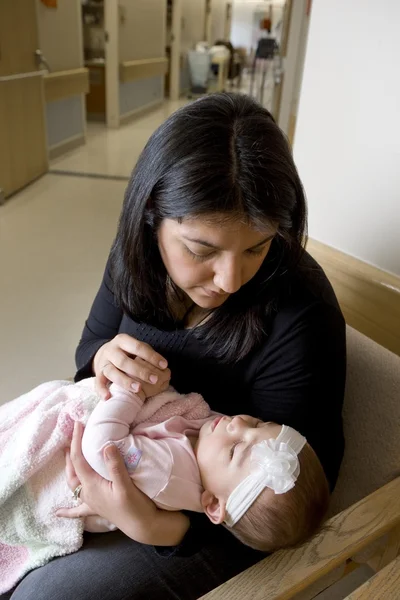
[82,383,147,481]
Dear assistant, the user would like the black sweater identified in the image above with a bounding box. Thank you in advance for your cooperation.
[75,252,345,555]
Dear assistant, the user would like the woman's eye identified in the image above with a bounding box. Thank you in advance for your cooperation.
[246,247,266,257]
[184,246,214,262]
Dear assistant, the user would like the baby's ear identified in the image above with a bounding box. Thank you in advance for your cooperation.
[201,490,226,525]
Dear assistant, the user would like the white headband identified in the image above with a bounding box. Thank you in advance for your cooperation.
[224,425,306,528]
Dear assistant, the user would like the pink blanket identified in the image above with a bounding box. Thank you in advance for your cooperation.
[0,378,208,593]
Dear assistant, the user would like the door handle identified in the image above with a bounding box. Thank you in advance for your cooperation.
[35,49,51,73]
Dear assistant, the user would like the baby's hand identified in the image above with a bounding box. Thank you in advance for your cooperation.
[140,373,171,400]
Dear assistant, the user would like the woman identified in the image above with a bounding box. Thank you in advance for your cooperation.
[3,93,345,600]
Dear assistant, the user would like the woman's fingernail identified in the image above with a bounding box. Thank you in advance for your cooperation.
[131,382,140,392]
[149,374,158,384]
[159,360,168,369]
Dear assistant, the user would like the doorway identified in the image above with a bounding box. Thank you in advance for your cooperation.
[80,0,119,128]
[81,0,107,123]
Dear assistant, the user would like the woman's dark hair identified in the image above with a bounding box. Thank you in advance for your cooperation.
[111,92,307,362]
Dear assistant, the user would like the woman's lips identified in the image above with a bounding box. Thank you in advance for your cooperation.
[202,288,228,298]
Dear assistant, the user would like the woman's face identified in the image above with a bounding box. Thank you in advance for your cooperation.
[157,215,276,309]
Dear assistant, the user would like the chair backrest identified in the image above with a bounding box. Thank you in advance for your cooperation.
[329,326,400,516]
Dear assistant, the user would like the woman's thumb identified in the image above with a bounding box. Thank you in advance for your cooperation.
[104,444,130,485]
[104,443,120,463]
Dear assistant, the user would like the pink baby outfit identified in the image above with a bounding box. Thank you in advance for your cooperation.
[82,383,215,522]
[0,378,214,592]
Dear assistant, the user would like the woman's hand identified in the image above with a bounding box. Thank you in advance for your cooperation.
[93,334,171,399]
[57,422,189,546]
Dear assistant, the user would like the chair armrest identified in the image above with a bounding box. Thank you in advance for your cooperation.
[200,477,400,600]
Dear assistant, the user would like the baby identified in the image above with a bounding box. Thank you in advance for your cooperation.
[0,376,329,593]
[82,381,330,552]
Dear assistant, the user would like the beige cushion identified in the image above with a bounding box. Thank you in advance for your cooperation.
[329,326,400,516]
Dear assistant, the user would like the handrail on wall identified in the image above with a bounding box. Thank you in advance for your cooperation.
[119,57,168,83]
[44,68,89,102]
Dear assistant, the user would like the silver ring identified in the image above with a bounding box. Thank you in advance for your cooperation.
[73,484,83,501]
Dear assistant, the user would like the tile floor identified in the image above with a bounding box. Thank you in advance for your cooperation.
[0,174,126,400]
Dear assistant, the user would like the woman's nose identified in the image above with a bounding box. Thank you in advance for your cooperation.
[213,256,242,294]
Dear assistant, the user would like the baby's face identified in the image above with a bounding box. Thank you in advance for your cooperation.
[195,415,282,499]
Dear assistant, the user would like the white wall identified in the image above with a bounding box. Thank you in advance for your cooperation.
[294,0,400,276]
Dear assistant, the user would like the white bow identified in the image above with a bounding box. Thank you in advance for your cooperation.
[224,425,306,527]
[251,438,300,494]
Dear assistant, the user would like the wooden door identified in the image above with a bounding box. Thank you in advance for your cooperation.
[0,0,48,200]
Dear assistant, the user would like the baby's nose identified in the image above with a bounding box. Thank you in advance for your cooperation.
[228,415,247,433]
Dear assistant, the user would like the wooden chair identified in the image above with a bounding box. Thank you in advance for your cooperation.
[200,327,400,599]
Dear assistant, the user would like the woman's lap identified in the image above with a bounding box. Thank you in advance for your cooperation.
[2,529,263,600]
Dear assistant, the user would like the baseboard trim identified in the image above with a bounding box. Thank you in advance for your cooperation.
[119,99,163,125]
[307,239,400,356]
[49,134,85,160]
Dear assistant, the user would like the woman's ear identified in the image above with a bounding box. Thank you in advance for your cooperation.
[201,490,226,525]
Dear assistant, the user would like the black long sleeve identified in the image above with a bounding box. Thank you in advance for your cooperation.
[75,260,122,381]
